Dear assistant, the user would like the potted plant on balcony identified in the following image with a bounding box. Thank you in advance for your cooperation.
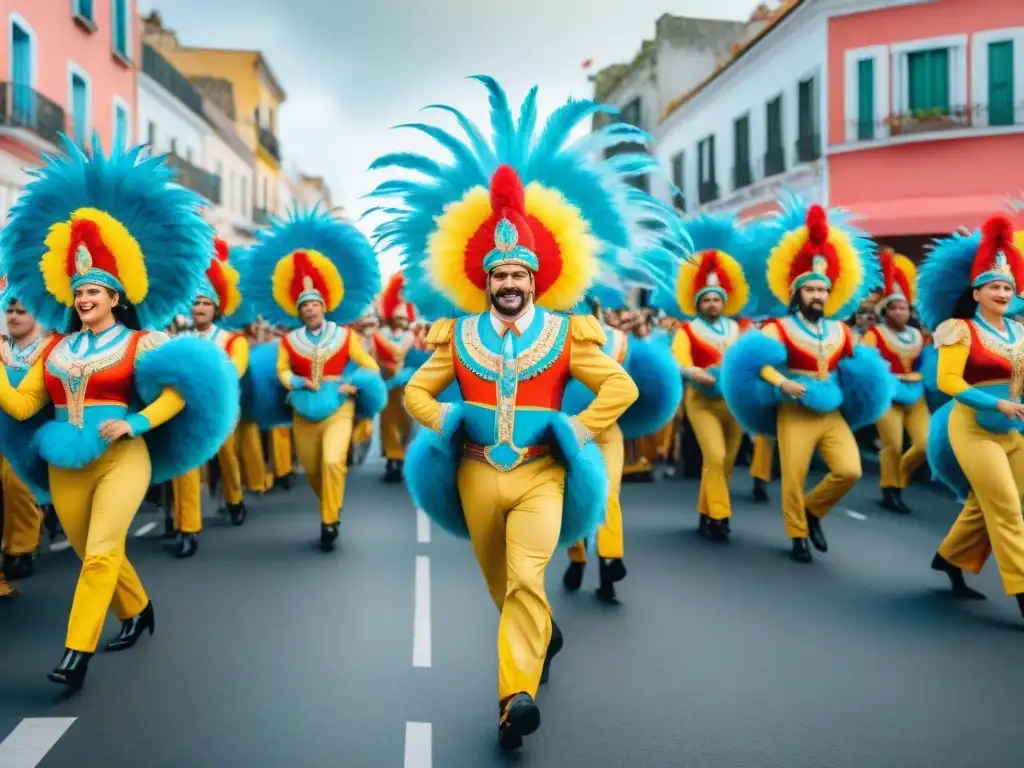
[904,107,963,134]
[883,113,907,136]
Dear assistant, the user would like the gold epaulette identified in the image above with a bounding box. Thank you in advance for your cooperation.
[425,318,455,348]
[933,318,969,347]
[569,314,606,345]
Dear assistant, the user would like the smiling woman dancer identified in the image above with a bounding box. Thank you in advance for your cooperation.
[0,138,239,688]
[920,214,1024,621]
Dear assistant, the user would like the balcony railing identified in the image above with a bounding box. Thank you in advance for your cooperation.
[763,147,785,178]
[848,103,1023,142]
[697,180,719,205]
[732,161,753,190]
[0,82,66,147]
[142,44,203,117]
[258,126,281,162]
[795,133,821,163]
[165,153,221,205]
[253,207,272,227]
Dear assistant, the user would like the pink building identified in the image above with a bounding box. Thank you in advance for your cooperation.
[827,0,1023,257]
[0,0,139,222]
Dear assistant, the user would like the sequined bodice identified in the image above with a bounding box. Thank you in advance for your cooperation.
[963,318,1024,396]
[1,333,48,373]
[870,324,923,376]
[770,315,851,379]
[282,321,350,384]
[682,317,741,368]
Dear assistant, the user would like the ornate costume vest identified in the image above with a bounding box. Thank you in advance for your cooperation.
[281,321,350,384]
[866,324,923,379]
[451,308,572,471]
[960,319,1024,394]
[767,315,852,380]
[188,324,240,355]
[682,317,742,368]
[1,333,51,387]
[373,328,414,370]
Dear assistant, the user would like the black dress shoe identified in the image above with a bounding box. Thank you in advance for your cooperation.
[806,511,828,552]
[892,488,912,514]
[791,538,813,563]
[320,522,340,552]
[752,479,769,503]
[2,554,34,581]
[931,553,986,600]
[227,501,247,526]
[604,558,627,582]
[699,516,729,542]
[104,602,155,652]
[175,534,199,559]
[1016,594,1024,620]
[498,693,541,751]
[540,621,563,685]
[47,648,92,689]
[562,561,584,592]
[275,473,294,491]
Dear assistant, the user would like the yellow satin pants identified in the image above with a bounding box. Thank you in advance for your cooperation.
[380,387,412,461]
[50,438,150,653]
[351,419,374,445]
[749,436,775,482]
[271,426,293,478]
[458,455,563,701]
[236,421,269,492]
[293,401,355,525]
[937,403,1024,595]
[686,389,744,520]
[568,423,624,563]
[622,435,656,475]
[171,429,246,533]
[1,455,42,555]
[776,402,862,539]
[876,396,930,489]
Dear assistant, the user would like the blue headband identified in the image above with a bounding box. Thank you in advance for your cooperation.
[972,251,1016,290]
[296,289,325,307]
[481,217,539,273]
[70,268,125,296]
[695,286,727,304]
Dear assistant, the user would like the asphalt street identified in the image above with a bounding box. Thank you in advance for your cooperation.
[1,460,1022,768]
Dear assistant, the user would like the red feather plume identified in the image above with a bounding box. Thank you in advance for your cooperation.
[693,250,733,297]
[65,219,121,281]
[213,238,230,262]
[971,214,1024,288]
[207,260,228,310]
[488,164,535,252]
[289,250,331,307]
[379,271,416,323]
[787,204,839,286]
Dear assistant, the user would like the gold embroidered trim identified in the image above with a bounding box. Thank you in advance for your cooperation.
[971,319,1024,398]
[781,316,843,379]
[287,323,348,385]
[933,319,969,348]
[687,317,740,356]
[458,313,566,377]
[48,333,134,427]
[876,325,923,373]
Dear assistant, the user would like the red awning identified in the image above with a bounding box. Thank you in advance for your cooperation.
[844,194,1019,237]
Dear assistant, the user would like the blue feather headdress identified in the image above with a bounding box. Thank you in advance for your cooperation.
[220,245,258,332]
[736,217,776,320]
[0,135,214,331]
[242,206,381,329]
[363,75,683,320]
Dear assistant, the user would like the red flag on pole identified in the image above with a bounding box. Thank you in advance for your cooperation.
[581,59,593,69]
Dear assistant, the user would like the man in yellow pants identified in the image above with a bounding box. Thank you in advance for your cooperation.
[0,288,50,580]
[373,271,417,482]
[170,240,250,557]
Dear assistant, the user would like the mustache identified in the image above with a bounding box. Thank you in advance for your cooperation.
[495,288,524,298]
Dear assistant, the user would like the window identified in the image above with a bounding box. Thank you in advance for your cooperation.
[170,138,178,156]
[765,95,784,176]
[146,120,156,148]
[228,170,235,211]
[733,114,751,189]
[856,59,875,139]
[112,0,130,60]
[241,177,248,218]
[69,69,89,148]
[10,18,34,123]
[73,0,95,23]
[619,98,641,129]
[697,135,717,204]
[670,152,685,211]
[907,48,950,115]
[988,40,1015,126]
[113,101,128,151]
[797,75,820,162]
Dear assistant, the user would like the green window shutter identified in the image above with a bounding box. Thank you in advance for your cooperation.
[857,58,875,139]
[988,40,1014,126]
[931,49,950,112]
[908,48,950,116]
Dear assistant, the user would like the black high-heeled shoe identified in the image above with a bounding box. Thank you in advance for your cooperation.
[104,601,155,652]
[47,648,92,689]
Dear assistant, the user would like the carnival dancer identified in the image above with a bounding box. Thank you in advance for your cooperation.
[169,239,250,558]
[0,137,238,687]
[369,75,677,750]
[0,283,50,580]
[921,214,1024,618]
[859,248,928,514]
[373,271,418,482]
[644,214,754,541]
[721,196,891,563]
[242,207,387,551]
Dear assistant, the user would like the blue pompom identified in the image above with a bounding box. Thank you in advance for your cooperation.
[720,330,786,436]
[549,412,608,543]
[346,364,387,420]
[618,339,682,440]
[241,341,292,429]
[926,401,969,502]
[837,345,895,430]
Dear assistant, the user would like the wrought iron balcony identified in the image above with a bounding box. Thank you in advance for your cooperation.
[165,153,221,205]
[795,133,821,163]
[698,180,719,205]
[848,103,1022,143]
[253,207,272,227]
[142,44,202,117]
[0,82,66,147]
[258,126,281,162]
[763,147,786,178]
[732,161,753,190]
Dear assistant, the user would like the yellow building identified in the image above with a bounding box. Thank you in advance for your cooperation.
[142,12,286,222]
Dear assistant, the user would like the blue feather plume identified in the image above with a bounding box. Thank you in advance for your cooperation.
[917,229,980,331]
[0,135,214,331]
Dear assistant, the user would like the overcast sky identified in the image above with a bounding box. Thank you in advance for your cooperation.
[139,0,762,271]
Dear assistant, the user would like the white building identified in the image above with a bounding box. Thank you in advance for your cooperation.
[203,97,256,245]
[278,168,332,215]
[137,44,206,166]
[654,2,828,218]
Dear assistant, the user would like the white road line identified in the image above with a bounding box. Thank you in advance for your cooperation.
[844,509,868,521]
[416,508,431,545]
[413,555,432,668]
[403,722,432,768]
[133,521,158,538]
[0,718,77,768]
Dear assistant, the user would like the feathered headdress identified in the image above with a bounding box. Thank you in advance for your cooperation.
[875,247,916,312]
[0,136,213,330]
[917,214,1024,330]
[242,205,381,328]
[0,274,11,308]
[379,270,416,324]
[363,75,682,320]
[758,193,876,318]
[736,217,776,320]
[194,237,242,317]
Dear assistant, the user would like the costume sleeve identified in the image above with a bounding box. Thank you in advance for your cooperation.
[404,319,457,433]
[227,336,250,377]
[349,331,381,372]
[126,388,187,437]
[758,322,786,387]
[934,319,1000,411]
[0,359,51,420]
[670,327,701,379]
[277,342,304,391]
[567,315,639,444]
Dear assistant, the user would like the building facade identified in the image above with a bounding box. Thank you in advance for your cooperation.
[0,0,139,223]
[277,169,332,215]
[203,96,257,244]
[653,0,1024,258]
